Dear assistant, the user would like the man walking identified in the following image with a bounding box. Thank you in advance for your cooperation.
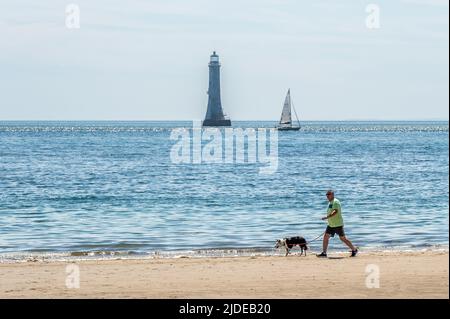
[317,190,358,257]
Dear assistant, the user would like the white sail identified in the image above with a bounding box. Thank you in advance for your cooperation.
[279,89,292,125]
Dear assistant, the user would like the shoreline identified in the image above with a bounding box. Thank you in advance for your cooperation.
[1,245,448,264]
[1,250,448,298]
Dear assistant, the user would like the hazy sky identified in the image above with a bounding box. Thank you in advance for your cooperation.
[0,0,448,120]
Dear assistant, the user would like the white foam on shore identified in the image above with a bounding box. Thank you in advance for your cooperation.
[0,244,448,264]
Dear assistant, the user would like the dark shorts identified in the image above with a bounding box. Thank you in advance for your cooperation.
[325,226,345,237]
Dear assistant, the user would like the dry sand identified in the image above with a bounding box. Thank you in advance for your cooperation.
[0,250,448,299]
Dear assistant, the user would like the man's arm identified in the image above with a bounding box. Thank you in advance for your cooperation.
[322,209,338,220]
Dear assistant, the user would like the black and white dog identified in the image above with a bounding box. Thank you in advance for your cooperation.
[275,236,308,256]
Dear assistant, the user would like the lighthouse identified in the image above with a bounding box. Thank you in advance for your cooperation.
[202,51,231,127]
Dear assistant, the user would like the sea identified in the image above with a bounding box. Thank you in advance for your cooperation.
[0,121,448,262]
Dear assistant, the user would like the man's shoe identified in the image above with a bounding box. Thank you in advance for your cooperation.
[316,252,327,258]
[350,249,358,257]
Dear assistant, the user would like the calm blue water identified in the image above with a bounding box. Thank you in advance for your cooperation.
[0,121,448,259]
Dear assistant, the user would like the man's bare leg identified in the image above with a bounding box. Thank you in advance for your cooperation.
[322,233,331,253]
[339,235,356,251]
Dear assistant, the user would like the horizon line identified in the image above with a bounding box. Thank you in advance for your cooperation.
[0,119,448,122]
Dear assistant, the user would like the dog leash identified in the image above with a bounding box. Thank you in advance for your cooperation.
[306,232,325,245]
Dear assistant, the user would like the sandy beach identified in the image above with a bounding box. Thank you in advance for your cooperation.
[0,250,448,299]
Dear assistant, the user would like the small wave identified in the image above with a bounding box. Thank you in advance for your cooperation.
[69,250,142,257]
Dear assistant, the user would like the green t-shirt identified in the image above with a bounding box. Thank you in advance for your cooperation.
[327,198,344,227]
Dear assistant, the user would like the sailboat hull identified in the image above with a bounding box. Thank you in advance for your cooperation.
[277,126,301,131]
[202,119,232,127]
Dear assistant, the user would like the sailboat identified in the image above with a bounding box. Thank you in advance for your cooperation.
[277,89,301,131]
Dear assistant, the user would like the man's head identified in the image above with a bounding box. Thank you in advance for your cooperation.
[326,189,335,201]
